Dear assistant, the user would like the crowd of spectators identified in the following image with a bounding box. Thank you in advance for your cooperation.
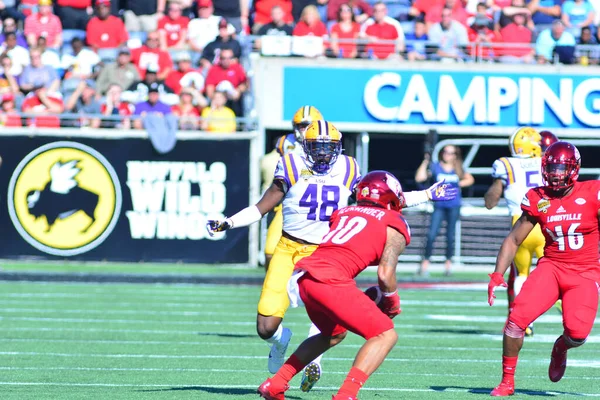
[0,0,596,130]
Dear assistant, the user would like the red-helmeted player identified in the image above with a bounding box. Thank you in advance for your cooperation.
[488,141,600,397]
[257,170,411,400]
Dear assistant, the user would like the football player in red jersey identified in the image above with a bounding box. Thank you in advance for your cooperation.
[488,141,600,397]
[258,171,410,400]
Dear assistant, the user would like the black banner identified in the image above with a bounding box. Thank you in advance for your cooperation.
[0,136,251,263]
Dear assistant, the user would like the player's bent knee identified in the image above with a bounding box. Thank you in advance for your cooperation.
[256,316,281,340]
[564,335,586,348]
[504,320,526,339]
[329,331,348,346]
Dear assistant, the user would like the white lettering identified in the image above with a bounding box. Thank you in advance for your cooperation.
[397,74,436,122]
[437,75,486,123]
[573,78,600,127]
[363,72,400,121]
[518,78,532,124]
[487,77,518,124]
[532,78,573,125]
[546,213,582,223]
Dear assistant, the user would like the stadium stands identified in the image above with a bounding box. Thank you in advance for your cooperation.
[0,0,595,129]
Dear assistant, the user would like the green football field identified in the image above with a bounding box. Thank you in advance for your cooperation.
[1,280,599,399]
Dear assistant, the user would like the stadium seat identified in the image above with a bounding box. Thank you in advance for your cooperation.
[97,48,119,64]
[401,21,415,36]
[128,31,148,48]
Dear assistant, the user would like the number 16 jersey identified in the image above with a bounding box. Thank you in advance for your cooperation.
[274,153,360,244]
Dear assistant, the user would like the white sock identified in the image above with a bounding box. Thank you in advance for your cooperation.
[265,324,284,346]
[307,323,322,367]
[514,275,527,296]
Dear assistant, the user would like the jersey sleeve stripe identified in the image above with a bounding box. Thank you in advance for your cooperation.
[285,154,299,186]
[351,158,361,189]
[276,136,285,156]
[499,157,515,185]
[344,156,357,190]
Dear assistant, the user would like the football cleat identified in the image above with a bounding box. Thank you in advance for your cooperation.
[549,337,567,382]
[300,361,321,392]
[490,381,515,396]
[554,300,563,314]
[268,328,292,374]
[525,325,534,337]
[257,378,288,400]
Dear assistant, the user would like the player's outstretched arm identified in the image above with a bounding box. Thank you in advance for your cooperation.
[484,179,504,210]
[403,180,459,208]
[377,227,407,318]
[206,180,285,236]
[488,212,535,305]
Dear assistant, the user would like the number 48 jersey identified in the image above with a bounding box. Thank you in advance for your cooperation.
[274,152,360,244]
[521,180,600,267]
[492,156,542,216]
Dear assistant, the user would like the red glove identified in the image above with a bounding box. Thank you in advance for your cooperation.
[488,272,507,306]
[380,290,401,319]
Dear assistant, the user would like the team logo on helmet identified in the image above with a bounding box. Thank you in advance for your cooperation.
[8,141,122,256]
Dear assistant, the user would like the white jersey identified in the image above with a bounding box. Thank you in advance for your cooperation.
[492,156,543,216]
[274,153,360,244]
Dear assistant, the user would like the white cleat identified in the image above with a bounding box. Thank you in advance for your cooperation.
[268,328,292,374]
[300,361,321,392]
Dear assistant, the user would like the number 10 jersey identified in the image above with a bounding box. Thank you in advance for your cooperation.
[274,152,360,244]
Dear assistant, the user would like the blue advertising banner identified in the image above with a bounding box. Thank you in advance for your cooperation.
[0,136,251,263]
[283,67,600,129]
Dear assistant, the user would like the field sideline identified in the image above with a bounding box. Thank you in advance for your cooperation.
[1,274,599,400]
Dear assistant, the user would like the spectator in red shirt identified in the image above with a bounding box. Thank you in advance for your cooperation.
[24,0,63,49]
[0,93,22,127]
[499,11,535,63]
[293,5,328,37]
[165,52,204,94]
[172,87,205,130]
[329,3,361,58]
[55,0,91,31]
[328,0,371,23]
[21,88,64,127]
[86,0,129,51]
[158,1,190,50]
[204,47,247,102]
[409,0,445,19]
[467,13,501,60]
[426,0,469,28]
[130,31,174,81]
[101,83,134,129]
[252,0,293,33]
[363,2,402,59]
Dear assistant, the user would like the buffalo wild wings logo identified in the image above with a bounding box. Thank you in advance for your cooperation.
[8,142,122,256]
[361,186,370,197]
[537,198,551,214]
[300,168,313,180]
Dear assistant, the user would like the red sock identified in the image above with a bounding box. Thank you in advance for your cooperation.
[337,367,369,398]
[271,354,306,387]
[502,356,518,384]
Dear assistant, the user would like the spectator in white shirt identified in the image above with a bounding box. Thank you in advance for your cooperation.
[0,32,29,76]
[61,37,101,80]
[428,7,469,61]
[187,0,235,53]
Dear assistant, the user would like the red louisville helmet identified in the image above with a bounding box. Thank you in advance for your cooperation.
[356,171,405,211]
[541,141,581,189]
[540,130,559,152]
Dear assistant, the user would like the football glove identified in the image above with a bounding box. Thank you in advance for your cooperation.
[206,219,231,237]
[380,290,401,319]
[488,272,508,306]
[427,179,459,202]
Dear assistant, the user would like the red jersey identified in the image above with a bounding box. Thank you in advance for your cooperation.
[522,180,600,267]
[86,16,129,49]
[157,16,190,47]
[205,63,247,89]
[130,46,173,79]
[331,22,361,58]
[365,22,398,59]
[296,206,411,284]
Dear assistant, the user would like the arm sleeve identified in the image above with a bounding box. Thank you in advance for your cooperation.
[520,189,537,217]
[403,190,429,207]
[491,158,510,185]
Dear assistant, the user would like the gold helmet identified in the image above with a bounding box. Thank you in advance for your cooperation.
[509,127,542,158]
[292,105,323,141]
[303,120,342,174]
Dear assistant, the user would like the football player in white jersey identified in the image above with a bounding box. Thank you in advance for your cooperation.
[207,120,457,391]
[484,127,558,336]
[263,106,323,271]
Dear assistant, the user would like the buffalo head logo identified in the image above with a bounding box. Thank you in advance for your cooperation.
[26,160,100,232]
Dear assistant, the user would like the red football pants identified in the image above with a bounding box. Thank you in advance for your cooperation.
[510,258,599,339]
[299,275,394,340]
